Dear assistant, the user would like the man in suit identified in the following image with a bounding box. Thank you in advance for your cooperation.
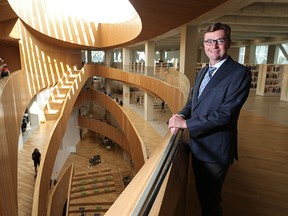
[168,23,251,216]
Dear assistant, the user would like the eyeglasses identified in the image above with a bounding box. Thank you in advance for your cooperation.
[203,39,226,46]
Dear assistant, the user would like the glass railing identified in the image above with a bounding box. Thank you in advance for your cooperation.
[130,128,184,216]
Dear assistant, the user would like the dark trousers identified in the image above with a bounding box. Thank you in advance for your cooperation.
[192,157,229,216]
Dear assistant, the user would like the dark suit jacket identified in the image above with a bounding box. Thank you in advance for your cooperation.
[179,56,251,165]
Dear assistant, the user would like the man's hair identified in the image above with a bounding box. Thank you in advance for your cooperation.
[204,23,231,41]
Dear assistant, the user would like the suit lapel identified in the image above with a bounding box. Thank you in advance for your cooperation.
[192,66,209,109]
[193,57,233,109]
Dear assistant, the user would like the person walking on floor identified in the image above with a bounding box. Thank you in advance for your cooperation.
[32,148,41,178]
[168,22,251,216]
[161,101,166,113]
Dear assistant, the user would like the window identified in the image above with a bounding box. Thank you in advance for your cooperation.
[113,50,122,62]
[276,43,288,64]
[238,46,246,64]
[136,51,145,63]
[91,51,105,63]
[255,45,268,64]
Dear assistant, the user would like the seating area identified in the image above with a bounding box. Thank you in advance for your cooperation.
[69,202,111,215]
[68,168,134,215]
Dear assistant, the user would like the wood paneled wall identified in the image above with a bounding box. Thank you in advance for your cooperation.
[47,164,74,216]
[0,19,83,216]
[0,70,31,216]
[0,19,21,72]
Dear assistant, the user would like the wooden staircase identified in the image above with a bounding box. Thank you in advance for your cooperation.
[43,70,80,121]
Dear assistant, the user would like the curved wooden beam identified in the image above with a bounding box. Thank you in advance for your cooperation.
[8,0,142,48]
[85,64,188,114]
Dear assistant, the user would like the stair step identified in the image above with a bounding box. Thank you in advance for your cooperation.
[44,113,60,121]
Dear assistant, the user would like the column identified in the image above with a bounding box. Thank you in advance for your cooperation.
[267,45,276,64]
[105,79,112,94]
[144,93,154,121]
[123,48,130,71]
[280,65,288,102]
[87,50,92,64]
[159,50,165,62]
[245,44,256,64]
[105,50,113,67]
[123,83,130,105]
[144,41,155,121]
[145,40,155,76]
[229,47,240,61]
[180,25,198,85]
[122,48,131,104]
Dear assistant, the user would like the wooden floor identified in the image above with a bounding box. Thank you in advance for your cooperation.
[18,120,56,216]
[223,108,288,216]
[17,96,168,216]
[17,92,288,216]
[63,132,134,216]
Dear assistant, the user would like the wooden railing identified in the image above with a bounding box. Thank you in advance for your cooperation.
[0,70,34,216]
[78,114,131,155]
[47,164,74,216]
[0,64,189,216]
[32,68,90,215]
[85,64,189,114]
[76,89,146,171]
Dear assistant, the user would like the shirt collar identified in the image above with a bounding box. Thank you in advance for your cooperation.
[209,56,228,75]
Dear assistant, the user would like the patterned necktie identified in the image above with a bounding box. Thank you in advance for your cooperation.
[198,67,216,98]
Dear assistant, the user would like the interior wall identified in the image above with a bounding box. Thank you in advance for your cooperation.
[0,43,21,71]
[52,108,80,179]
[0,18,82,215]
[0,19,21,72]
[16,20,82,96]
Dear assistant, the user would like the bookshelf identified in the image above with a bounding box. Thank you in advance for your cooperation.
[245,64,259,91]
[256,64,283,96]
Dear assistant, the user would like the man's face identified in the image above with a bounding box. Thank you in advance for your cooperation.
[204,29,230,64]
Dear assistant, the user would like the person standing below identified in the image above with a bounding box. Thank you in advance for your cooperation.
[32,148,41,178]
[136,95,140,105]
[1,64,10,78]
[168,23,251,216]
[161,101,166,113]
[119,100,123,106]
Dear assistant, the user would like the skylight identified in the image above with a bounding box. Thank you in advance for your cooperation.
[45,0,137,24]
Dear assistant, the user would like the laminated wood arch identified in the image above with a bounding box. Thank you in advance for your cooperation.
[8,0,142,48]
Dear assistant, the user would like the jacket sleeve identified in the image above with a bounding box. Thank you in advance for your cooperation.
[186,65,251,137]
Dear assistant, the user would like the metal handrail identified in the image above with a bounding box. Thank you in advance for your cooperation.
[131,129,184,216]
